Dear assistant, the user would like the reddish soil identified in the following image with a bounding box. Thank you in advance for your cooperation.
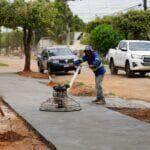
[18,71,49,79]
[0,131,25,142]
[51,68,150,102]
[103,74,150,102]
[70,82,96,96]
[47,82,59,87]
[1,56,150,102]
[0,98,50,150]
[108,107,150,123]
[0,56,38,73]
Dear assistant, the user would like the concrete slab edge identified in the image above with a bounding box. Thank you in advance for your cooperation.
[1,97,57,150]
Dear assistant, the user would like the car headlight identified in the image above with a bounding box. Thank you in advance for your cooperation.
[131,54,142,59]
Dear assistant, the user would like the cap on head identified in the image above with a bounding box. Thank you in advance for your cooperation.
[84,45,93,52]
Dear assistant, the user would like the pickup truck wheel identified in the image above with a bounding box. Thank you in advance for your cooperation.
[110,60,118,75]
[38,66,44,74]
[125,62,134,77]
[65,70,69,74]
[47,64,52,75]
[38,61,44,73]
[78,69,81,74]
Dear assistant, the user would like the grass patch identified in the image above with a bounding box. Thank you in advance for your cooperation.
[0,62,9,67]
[76,82,85,87]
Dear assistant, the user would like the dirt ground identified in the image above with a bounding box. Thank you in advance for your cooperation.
[0,56,150,102]
[0,98,50,150]
[108,107,150,124]
[51,66,150,102]
[0,56,38,73]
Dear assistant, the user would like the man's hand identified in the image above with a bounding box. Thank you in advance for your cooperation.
[74,60,81,66]
[89,65,94,69]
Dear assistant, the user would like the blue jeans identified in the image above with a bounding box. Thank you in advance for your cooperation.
[95,75,104,100]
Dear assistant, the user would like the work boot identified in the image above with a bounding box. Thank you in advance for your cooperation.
[92,99,106,105]
[92,99,98,103]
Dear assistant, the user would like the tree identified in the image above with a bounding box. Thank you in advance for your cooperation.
[85,16,114,33]
[113,10,150,40]
[48,1,84,45]
[0,28,2,50]
[0,0,53,72]
[86,10,150,40]
[0,0,84,71]
[90,24,123,54]
[1,30,23,51]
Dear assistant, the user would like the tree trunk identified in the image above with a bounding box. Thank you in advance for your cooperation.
[66,24,71,46]
[0,107,4,116]
[23,27,32,72]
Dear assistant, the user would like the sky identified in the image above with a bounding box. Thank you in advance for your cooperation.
[68,0,150,23]
[1,0,150,32]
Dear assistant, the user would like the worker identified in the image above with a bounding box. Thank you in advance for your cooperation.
[74,46,106,105]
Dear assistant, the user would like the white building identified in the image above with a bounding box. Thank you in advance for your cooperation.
[37,37,55,51]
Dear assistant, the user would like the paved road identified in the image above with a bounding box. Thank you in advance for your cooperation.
[0,73,150,150]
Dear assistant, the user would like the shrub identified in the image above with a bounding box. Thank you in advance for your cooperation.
[90,24,123,54]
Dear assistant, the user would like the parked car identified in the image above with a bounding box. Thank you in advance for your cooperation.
[37,46,79,74]
[107,40,150,77]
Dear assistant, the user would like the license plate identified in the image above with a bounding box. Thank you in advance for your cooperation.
[64,64,69,67]
[64,63,73,67]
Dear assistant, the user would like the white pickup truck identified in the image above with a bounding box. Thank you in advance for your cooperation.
[107,40,150,77]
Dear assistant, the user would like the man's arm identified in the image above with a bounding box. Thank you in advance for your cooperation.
[74,55,87,66]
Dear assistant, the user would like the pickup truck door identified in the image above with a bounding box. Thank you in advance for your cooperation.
[117,42,127,67]
[119,42,128,67]
[113,47,120,66]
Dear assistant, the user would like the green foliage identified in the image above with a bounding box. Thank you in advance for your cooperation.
[113,10,150,40]
[0,0,54,71]
[85,16,114,33]
[0,62,8,67]
[47,1,85,44]
[0,0,9,27]
[90,24,123,54]
[86,10,150,40]
[1,30,23,49]
[0,0,54,37]
[0,0,84,71]
[84,10,150,54]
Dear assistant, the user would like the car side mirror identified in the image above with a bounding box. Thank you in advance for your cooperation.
[121,47,127,51]
[43,56,48,60]
[73,51,78,55]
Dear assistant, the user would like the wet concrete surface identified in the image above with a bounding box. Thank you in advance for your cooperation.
[0,73,150,150]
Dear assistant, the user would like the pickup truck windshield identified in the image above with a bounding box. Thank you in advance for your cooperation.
[129,42,150,51]
[48,48,73,56]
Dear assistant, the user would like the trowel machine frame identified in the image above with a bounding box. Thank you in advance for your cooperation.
[50,66,81,110]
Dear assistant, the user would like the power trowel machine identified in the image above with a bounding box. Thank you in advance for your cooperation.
[39,66,81,112]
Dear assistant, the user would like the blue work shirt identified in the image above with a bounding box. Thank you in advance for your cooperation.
[81,51,106,76]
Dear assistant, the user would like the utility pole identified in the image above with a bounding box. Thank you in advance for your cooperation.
[143,0,147,10]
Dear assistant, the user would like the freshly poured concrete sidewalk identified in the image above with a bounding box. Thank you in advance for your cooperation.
[0,74,150,150]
